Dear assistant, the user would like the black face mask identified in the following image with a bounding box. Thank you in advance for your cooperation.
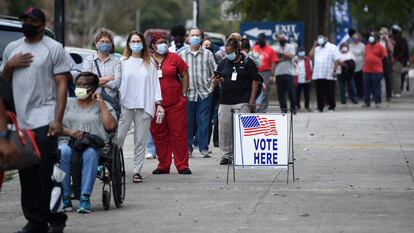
[22,23,42,38]
[258,40,266,47]
[279,39,286,46]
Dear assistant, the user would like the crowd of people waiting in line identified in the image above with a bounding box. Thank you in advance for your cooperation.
[0,6,412,233]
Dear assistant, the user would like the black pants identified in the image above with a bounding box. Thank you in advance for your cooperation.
[354,71,364,99]
[315,79,336,112]
[296,83,310,109]
[276,74,296,112]
[18,126,67,227]
[382,59,393,100]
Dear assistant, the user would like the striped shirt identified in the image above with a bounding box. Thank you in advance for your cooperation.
[179,47,216,101]
[312,42,340,80]
[83,54,121,98]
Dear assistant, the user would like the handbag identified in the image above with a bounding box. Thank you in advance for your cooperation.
[0,112,42,171]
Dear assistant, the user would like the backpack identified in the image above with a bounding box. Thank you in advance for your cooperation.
[216,55,263,99]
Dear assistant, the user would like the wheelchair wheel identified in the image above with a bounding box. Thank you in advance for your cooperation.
[112,146,125,208]
[101,165,111,211]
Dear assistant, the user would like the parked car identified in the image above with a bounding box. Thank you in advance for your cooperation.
[204,31,226,53]
[0,15,55,66]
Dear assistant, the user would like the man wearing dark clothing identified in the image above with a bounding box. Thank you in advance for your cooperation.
[0,7,69,233]
[391,25,409,97]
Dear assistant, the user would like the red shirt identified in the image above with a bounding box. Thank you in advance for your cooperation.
[363,43,387,73]
[159,52,189,107]
[252,45,277,72]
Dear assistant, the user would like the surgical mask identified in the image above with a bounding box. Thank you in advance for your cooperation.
[98,43,111,54]
[189,36,201,46]
[156,43,169,55]
[226,52,237,61]
[341,47,348,53]
[130,43,143,53]
[22,23,42,38]
[368,36,376,44]
[351,38,360,43]
[74,87,91,100]
[298,51,305,57]
[317,37,325,45]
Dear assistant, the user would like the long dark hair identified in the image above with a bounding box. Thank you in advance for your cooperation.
[123,31,151,66]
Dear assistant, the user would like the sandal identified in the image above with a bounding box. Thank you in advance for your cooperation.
[132,173,143,183]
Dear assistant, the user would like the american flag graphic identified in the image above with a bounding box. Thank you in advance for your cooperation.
[240,116,278,136]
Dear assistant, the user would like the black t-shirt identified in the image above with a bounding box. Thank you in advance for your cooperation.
[217,54,260,105]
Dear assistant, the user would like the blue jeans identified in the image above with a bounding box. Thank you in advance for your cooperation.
[187,94,212,152]
[146,133,156,155]
[59,144,98,197]
[363,73,383,106]
[255,71,271,113]
[338,75,357,103]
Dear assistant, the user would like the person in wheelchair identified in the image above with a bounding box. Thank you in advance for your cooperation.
[58,72,117,213]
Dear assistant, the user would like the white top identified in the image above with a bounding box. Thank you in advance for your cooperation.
[349,42,365,72]
[312,42,340,80]
[0,36,70,129]
[336,51,355,74]
[120,57,162,117]
[296,59,312,84]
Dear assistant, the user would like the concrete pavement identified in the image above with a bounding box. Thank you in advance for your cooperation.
[1,91,413,233]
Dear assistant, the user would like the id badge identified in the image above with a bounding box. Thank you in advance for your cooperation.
[231,71,237,81]
[157,69,163,78]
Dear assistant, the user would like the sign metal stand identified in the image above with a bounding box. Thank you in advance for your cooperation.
[226,104,296,184]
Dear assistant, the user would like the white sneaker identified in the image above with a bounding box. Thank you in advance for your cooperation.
[394,93,401,98]
[145,153,156,159]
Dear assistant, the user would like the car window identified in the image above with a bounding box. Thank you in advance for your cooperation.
[0,29,22,64]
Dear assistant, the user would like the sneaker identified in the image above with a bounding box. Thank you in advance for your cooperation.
[394,93,401,98]
[145,153,156,159]
[77,195,91,214]
[152,168,169,174]
[179,168,192,175]
[375,103,381,109]
[63,196,73,212]
[219,157,232,165]
[200,150,211,158]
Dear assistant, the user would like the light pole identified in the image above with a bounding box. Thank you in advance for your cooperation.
[54,0,65,45]
[193,0,199,28]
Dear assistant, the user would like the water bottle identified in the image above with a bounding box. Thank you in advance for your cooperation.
[156,111,165,124]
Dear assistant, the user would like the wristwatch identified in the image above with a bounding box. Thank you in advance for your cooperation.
[0,130,10,139]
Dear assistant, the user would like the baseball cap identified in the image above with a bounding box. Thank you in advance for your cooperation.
[391,24,402,32]
[19,7,46,22]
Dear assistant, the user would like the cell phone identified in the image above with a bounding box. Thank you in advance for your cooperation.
[214,71,223,77]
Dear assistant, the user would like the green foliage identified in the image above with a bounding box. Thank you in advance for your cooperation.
[233,0,298,22]
[349,0,414,31]
[7,0,41,17]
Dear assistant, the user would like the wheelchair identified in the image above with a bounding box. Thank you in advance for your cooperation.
[70,133,126,210]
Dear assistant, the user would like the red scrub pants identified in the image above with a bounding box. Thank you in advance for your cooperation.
[150,98,189,173]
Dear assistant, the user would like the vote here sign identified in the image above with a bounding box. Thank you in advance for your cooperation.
[233,113,289,167]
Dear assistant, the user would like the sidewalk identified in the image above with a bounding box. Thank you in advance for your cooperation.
[1,92,413,233]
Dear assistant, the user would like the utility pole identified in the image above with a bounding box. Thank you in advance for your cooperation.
[193,0,199,28]
[54,0,65,45]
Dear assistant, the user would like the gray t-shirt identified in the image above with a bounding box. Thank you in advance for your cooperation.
[274,43,296,76]
[59,98,116,144]
[0,36,70,129]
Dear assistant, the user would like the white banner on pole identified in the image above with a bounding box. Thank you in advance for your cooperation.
[233,113,289,167]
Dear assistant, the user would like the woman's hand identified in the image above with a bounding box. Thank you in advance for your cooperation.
[93,93,104,103]
[0,139,19,163]
[156,105,165,114]
[71,130,84,140]
[211,76,223,87]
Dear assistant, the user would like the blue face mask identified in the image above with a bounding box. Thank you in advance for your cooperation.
[298,51,305,57]
[189,36,201,46]
[226,52,237,61]
[98,43,111,54]
[156,43,169,55]
[130,43,143,53]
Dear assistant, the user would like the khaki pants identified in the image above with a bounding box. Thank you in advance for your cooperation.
[218,103,249,160]
[117,107,152,174]
[392,61,403,95]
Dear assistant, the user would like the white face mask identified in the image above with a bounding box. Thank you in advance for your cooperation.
[341,47,348,53]
[368,36,376,44]
[74,87,90,100]
[317,37,325,45]
[156,43,169,55]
